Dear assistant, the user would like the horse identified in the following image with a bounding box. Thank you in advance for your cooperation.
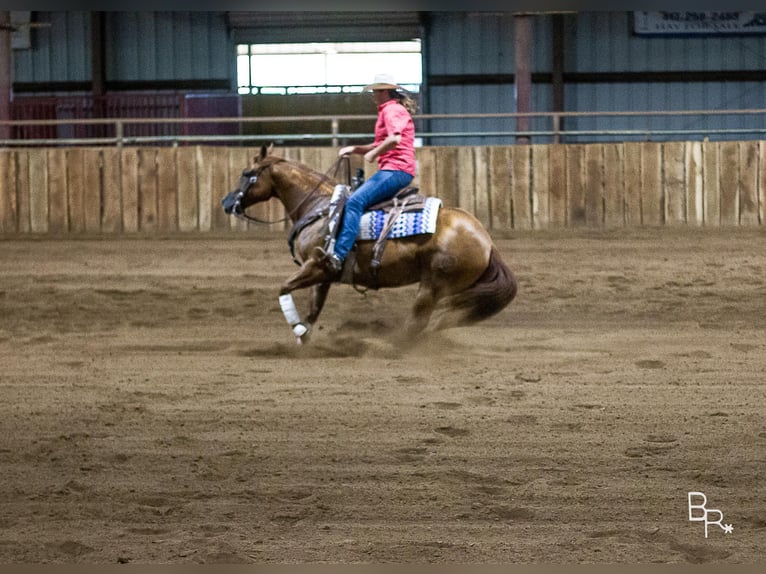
[221,145,517,345]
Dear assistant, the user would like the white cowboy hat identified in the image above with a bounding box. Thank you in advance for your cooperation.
[362,73,403,92]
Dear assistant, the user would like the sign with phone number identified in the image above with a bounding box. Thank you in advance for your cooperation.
[634,11,766,36]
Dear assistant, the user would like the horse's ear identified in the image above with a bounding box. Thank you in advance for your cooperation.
[258,144,268,161]
[267,142,274,155]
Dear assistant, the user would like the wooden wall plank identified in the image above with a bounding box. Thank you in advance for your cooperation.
[66,149,86,233]
[101,148,123,233]
[664,141,686,225]
[15,150,31,233]
[319,148,340,181]
[196,146,213,232]
[473,146,490,228]
[157,147,178,232]
[624,142,642,225]
[210,147,232,231]
[719,141,739,226]
[456,146,475,213]
[415,147,437,198]
[511,145,532,229]
[566,145,585,226]
[28,149,49,233]
[47,149,68,233]
[436,147,458,209]
[531,145,550,229]
[176,146,199,232]
[82,149,102,233]
[277,146,295,162]
[603,143,625,226]
[301,148,321,176]
[686,142,704,226]
[703,141,720,226]
[739,141,759,226]
[489,146,512,230]
[325,148,342,174]
[548,144,567,226]
[584,144,603,226]
[642,143,662,226]
[138,148,159,232]
[121,148,140,233]
[760,142,766,225]
[0,151,16,233]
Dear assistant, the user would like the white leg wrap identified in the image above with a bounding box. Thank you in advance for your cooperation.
[279,294,301,326]
[292,323,308,337]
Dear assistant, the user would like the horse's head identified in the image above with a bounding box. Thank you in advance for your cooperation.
[221,144,280,217]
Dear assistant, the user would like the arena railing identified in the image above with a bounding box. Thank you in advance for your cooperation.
[2,109,766,146]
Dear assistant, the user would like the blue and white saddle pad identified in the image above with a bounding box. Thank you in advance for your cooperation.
[357,197,442,241]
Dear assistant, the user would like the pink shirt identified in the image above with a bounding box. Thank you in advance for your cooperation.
[374,99,416,176]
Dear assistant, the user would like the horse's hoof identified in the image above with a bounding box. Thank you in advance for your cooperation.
[292,322,310,345]
[296,332,311,345]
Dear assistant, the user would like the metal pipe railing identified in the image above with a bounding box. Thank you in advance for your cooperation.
[2,108,766,147]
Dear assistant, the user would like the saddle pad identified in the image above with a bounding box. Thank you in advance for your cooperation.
[357,197,442,241]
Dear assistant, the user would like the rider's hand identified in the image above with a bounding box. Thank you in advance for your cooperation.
[339,146,355,157]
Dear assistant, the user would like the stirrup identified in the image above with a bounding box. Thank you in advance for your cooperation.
[325,253,343,273]
[314,246,343,273]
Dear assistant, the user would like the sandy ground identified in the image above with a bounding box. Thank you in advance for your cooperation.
[0,227,765,564]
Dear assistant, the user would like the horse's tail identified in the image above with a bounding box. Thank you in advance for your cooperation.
[440,246,517,327]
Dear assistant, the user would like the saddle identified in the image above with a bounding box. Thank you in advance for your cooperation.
[368,186,424,211]
[287,185,431,285]
[365,187,426,273]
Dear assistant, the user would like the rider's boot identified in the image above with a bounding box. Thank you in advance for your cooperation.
[314,246,344,275]
[325,252,343,273]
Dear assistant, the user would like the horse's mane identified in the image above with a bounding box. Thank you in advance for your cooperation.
[266,154,337,196]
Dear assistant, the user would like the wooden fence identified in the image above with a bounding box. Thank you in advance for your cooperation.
[1,142,764,235]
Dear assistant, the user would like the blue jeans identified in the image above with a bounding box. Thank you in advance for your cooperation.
[333,169,413,260]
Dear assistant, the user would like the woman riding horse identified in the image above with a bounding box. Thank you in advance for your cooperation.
[221,144,517,345]
[322,73,418,275]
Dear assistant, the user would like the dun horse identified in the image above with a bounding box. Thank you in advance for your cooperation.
[222,145,517,345]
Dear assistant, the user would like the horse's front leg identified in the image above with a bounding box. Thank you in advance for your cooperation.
[278,260,332,345]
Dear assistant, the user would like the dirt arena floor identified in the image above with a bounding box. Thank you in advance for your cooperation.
[1,227,764,564]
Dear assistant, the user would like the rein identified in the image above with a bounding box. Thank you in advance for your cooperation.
[232,156,349,225]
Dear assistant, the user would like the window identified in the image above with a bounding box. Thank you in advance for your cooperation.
[237,41,422,95]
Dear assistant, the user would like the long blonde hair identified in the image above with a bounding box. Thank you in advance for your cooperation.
[389,89,418,115]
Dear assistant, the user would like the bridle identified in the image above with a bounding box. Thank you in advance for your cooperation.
[230,156,351,225]
[228,166,276,224]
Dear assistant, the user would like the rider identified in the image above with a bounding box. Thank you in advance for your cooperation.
[323,73,417,273]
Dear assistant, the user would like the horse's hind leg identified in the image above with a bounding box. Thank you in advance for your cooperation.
[403,284,436,341]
